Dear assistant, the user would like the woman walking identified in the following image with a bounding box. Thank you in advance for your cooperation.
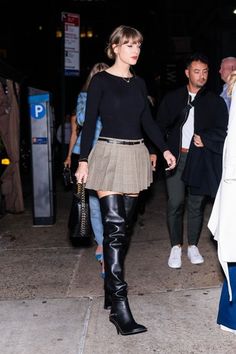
[75,25,176,336]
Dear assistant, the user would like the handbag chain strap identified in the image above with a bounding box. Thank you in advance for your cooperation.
[77,182,85,202]
[77,182,87,232]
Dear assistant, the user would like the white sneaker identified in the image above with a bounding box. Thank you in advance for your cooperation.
[220,325,236,334]
[187,245,204,264]
[168,246,182,268]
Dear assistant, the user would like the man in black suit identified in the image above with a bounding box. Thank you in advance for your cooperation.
[156,53,228,269]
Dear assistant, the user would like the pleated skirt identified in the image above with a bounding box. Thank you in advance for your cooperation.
[85,137,153,194]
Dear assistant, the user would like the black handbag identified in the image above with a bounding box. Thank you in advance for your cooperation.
[68,182,92,246]
[62,167,73,188]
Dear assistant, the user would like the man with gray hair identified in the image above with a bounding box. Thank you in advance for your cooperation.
[219,56,236,111]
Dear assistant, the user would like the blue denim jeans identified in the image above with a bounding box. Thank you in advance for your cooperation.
[89,190,104,246]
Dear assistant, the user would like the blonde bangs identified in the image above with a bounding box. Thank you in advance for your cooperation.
[121,28,143,45]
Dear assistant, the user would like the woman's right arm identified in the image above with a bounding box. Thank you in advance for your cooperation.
[75,161,88,184]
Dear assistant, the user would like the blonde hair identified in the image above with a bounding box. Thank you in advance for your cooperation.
[83,62,109,91]
[106,25,143,60]
[227,70,236,96]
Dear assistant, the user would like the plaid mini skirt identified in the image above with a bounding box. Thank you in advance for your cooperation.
[85,137,153,194]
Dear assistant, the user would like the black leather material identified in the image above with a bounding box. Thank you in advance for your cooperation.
[104,195,137,310]
[123,195,138,237]
[110,300,147,335]
[100,194,147,335]
[100,194,128,301]
[104,291,112,310]
[98,138,144,145]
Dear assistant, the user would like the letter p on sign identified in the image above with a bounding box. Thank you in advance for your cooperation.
[31,103,46,120]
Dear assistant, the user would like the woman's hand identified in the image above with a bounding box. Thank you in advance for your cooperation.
[64,156,71,168]
[75,161,88,184]
[163,150,176,170]
[150,154,157,171]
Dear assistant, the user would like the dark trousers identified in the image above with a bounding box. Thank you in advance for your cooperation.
[166,152,205,246]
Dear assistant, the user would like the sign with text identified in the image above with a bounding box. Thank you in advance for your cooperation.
[62,12,80,76]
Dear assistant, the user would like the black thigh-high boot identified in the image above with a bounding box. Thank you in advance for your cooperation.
[123,195,138,237]
[104,195,138,310]
[100,194,147,336]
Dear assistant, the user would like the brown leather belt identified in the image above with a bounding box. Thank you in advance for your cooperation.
[98,138,144,145]
[181,147,189,153]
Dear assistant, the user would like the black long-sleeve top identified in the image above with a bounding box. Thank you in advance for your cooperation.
[79,71,168,159]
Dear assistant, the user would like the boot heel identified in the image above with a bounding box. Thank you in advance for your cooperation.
[109,315,121,334]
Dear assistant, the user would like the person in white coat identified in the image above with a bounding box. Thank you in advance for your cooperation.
[208,70,236,333]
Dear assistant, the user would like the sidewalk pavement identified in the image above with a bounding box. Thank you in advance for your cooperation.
[0,176,235,354]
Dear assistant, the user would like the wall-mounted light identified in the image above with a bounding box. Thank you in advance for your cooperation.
[87,29,93,38]
[80,27,94,38]
[233,9,236,14]
[56,30,63,38]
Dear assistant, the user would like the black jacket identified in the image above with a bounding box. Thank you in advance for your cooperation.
[156,85,228,197]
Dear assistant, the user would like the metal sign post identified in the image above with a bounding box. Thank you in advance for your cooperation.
[28,88,55,226]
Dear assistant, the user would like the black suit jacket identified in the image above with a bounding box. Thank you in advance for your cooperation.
[156,85,229,197]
